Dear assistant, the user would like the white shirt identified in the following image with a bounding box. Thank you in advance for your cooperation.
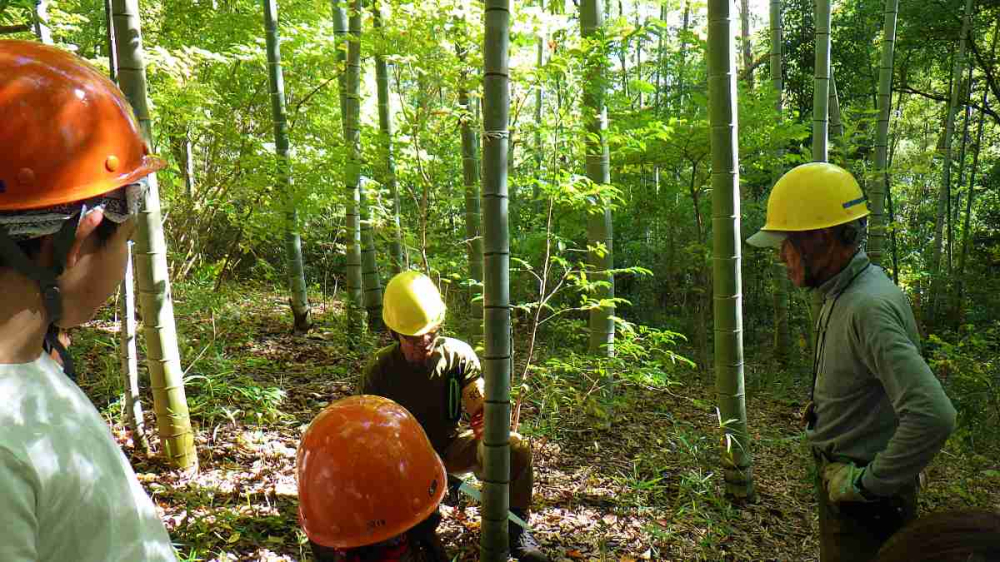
[0,354,176,561]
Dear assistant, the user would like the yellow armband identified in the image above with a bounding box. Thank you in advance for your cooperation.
[462,378,485,415]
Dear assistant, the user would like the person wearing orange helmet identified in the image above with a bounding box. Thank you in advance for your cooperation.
[297,395,450,561]
[749,163,955,561]
[0,41,175,560]
[361,271,547,562]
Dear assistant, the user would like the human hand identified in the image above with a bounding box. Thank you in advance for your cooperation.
[823,462,872,505]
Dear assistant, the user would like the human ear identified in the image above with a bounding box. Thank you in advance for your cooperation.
[64,209,106,269]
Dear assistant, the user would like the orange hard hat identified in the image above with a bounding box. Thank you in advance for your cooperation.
[0,40,166,211]
[296,395,447,549]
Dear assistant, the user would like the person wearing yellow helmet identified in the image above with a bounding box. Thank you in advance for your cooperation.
[0,41,174,561]
[749,162,956,562]
[297,396,450,561]
[361,270,548,562]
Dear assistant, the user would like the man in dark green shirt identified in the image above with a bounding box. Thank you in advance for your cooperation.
[748,163,956,562]
[361,271,548,562]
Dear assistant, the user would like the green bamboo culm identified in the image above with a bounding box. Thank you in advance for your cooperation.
[929,0,973,322]
[828,71,845,161]
[262,0,313,334]
[808,0,832,353]
[532,0,545,216]
[769,0,791,365]
[332,0,349,138]
[112,0,198,470]
[581,0,615,357]
[360,179,384,331]
[955,19,998,322]
[372,1,405,274]
[481,0,513,557]
[349,0,383,333]
[868,0,900,267]
[707,0,755,501]
[457,39,485,349]
[333,0,366,340]
[107,7,148,454]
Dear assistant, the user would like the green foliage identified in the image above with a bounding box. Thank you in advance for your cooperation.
[30,0,1000,473]
[926,324,1000,453]
[184,370,287,426]
[524,321,691,438]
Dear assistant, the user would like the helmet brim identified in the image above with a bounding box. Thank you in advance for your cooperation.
[746,230,787,248]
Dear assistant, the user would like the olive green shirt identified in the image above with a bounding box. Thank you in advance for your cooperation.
[361,337,482,454]
[807,250,956,497]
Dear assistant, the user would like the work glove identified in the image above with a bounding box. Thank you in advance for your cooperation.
[823,461,874,506]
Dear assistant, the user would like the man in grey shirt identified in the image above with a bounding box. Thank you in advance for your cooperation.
[748,163,956,562]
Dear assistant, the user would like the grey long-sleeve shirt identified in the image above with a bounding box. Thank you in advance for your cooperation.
[806,250,956,497]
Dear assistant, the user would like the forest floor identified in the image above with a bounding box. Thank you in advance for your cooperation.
[75,284,1000,562]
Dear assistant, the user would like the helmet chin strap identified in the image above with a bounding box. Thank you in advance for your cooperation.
[0,206,86,380]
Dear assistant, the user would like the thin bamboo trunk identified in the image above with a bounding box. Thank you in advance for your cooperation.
[869,0,899,267]
[679,1,691,106]
[812,0,832,163]
[119,244,150,453]
[635,10,642,108]
[104,0,117,81]
[371,2,404,274]
[769,0,790,364]
[741,0,752,88]
[950,63,974,276]
[105,7,147,453]
[809,0,832,352]
[112,0,197,470]
[655,2,667,109]
[334,0,365,338]
[929,0,973,321]
[457,42,485,347]
[183,130,195,198]
[955,98,984,325]
[262,0,312,333]
[349,4,383,333]
[582,0,615,357]
[33,0,52,43]
[828,71,845,157]
[533,0,545,213]
[955,20,997,323]
[332,0,348,138]
[360,179,383,331]
[481,0,512,557]
[708,0,755,501]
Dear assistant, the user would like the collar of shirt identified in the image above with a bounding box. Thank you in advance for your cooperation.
[817,249,870,299]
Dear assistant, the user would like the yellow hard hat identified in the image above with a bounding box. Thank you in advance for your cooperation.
[747,162,870,248]
[382,271,447,336]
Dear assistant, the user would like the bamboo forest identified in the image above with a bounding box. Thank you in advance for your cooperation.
[3,0,1000,559]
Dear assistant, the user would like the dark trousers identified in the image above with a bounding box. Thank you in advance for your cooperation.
[814,457,918,562]
[442,430,534,510]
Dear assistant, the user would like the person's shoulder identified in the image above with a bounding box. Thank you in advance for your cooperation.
[439,337,477,357]
[372,342,400,362]
[0,356,66,419]
[845,265,903,307]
